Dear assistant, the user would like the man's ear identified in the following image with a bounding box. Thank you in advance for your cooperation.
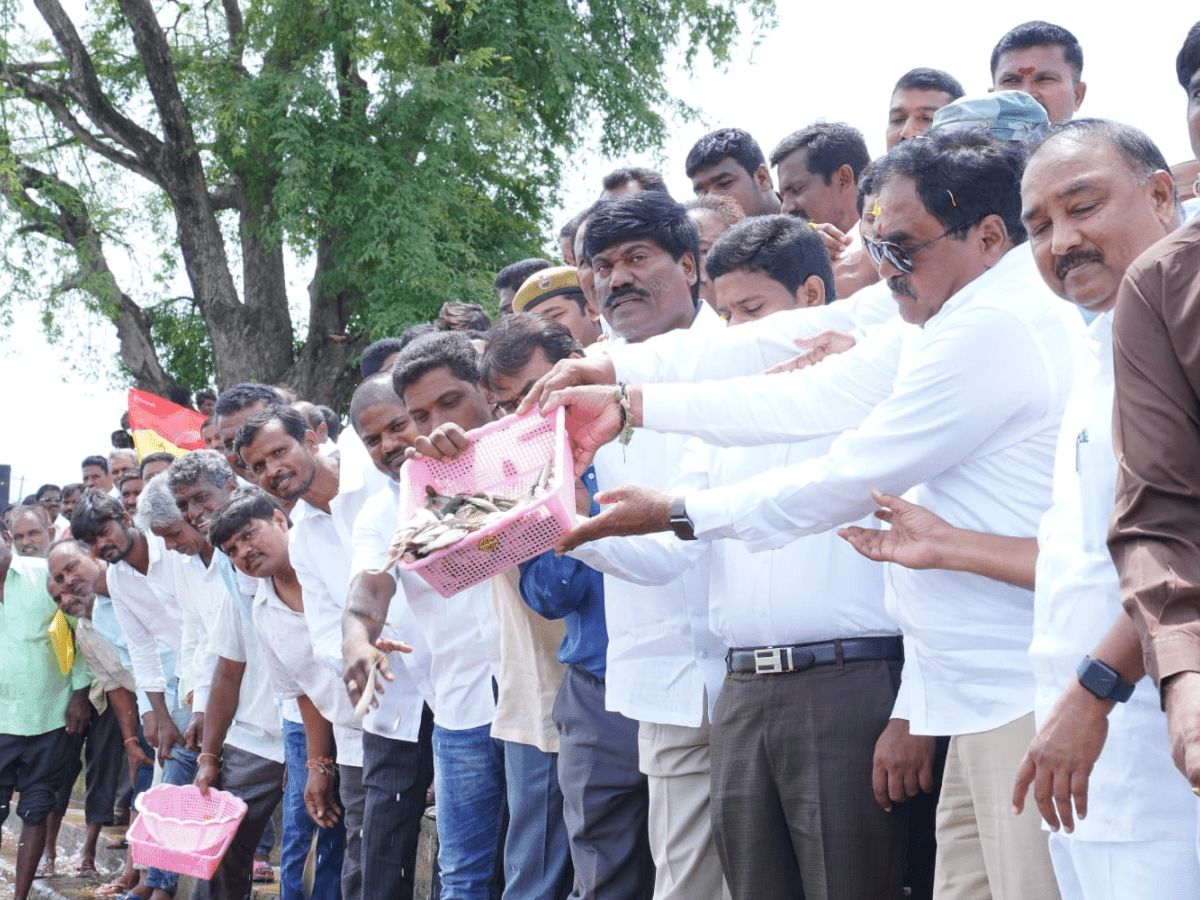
[795,274,827,308]
[977,214,1010,264]
[1073,80,1087,112]
[836,163,854,190]
[754,163,773,194]
[679,252,698,287]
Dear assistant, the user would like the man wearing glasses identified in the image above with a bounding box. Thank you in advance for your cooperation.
[528,127,1081,900]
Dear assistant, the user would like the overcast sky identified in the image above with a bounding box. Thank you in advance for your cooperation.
[2,2,1197,497]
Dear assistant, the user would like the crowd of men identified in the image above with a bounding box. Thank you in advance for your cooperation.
[5,16,1200,900]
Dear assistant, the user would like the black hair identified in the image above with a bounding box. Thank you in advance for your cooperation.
[990,21,1084,81]
[318,405,341,442]
[391,331,482,401]
[583,192,701,301]
[36,484,61,500]
[70,490,127,542]
[349,372,405,432]
[117,471,143,489]
[601,167,671,195]
[215,383,284,418]
[399,322,437,349]
[61,483,83,500]
[494,258,553,292]
[856,158,882,218]
[480,315,582,391]
[557,209,591,244]
[875,129,1028,245]
[195,389,217,405]
[209,486,290,549]
[436,301,492,333]
[685,128,767,180]
[233,404,311,457]
[1177,21,1200,89]
[769,123,871,183]
[893,68,965,100]
[705,215,836,302]
[361,338,406,377]
[167,385,193,408]
[139,451,178,479]
[82,455,109,474]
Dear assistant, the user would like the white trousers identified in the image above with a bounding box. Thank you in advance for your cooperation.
[1049,831,1200,900]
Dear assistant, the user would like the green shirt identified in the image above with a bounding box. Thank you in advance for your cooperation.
[0,555,91,736]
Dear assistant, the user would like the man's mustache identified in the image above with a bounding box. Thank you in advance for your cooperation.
[604,286,649,310]
[887,276,915,298]
[1055,249,1104,281]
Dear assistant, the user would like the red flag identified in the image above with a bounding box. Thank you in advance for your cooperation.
[127,389,206,460]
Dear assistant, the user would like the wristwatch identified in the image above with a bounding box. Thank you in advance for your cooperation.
[668,496,697,541]
[1076,655,1135,703]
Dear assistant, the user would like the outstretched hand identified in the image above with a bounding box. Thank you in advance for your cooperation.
[553,484,672,553]
[838,490,953,571]
[406,423,473,463]
[763,330,856,375]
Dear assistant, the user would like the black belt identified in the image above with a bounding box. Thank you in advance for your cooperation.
[726,636,903,675]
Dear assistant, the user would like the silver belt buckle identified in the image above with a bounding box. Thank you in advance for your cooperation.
[753,646,792,674]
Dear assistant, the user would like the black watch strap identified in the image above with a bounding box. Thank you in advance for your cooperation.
[1076,655,1135,703]
[668,496,697,541]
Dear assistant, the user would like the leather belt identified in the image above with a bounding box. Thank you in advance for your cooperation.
[726,636,903,675]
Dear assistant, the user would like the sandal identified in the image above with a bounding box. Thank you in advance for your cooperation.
[252,859,275,883]
[74,862,101,877]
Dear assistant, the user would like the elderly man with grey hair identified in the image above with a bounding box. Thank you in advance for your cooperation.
[162,453,287,900]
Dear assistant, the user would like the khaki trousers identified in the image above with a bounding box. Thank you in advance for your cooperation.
[933,713,1060,900]
[638,711,730,900]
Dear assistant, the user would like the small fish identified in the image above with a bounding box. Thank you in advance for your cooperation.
[353,654,383,719]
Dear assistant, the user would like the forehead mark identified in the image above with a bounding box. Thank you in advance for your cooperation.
[1018,66,1035,76]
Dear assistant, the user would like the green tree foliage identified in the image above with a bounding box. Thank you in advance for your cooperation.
[0,0,771,403]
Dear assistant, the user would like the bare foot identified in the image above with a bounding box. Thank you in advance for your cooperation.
[35,855,56,878]
[74,861,100,877]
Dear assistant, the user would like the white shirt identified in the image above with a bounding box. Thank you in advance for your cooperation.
[171,552,220,715]
[650,248,1082,736]
[1030,310,1194,841]
[575,430,895,649]
[252,577,363,767]
[606,279,898,385]
[106,533,184,696]
[350,484,439,738]
[207,578,286,763]
[589,302,728,727]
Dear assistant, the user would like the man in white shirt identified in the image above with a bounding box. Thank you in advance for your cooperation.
[70,489,198,900]
[582,190,729,900]
[342,333,504,900]
[842,120,1199,900]
[540,129,1080,900]
[570,216,908,899]
[235,403,413,900]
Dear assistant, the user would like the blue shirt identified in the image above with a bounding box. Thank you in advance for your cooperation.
[518,468,609,679]
[93,593,178,713]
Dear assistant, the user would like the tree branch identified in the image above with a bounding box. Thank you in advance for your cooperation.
[220,0,249,75]
[0,69,165,186]
[31,0,166,164]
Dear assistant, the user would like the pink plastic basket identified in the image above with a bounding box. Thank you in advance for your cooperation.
[130,784,246,878]
[397,405,576,597]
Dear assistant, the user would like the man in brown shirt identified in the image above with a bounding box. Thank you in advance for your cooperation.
[1107,20,1200,788]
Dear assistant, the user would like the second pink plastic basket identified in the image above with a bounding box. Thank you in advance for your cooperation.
[397,405,575,597]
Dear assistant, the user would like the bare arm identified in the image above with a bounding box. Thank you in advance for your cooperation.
[194,656,244,794]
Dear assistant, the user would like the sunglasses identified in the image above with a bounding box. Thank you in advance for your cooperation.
[864,217,982,275]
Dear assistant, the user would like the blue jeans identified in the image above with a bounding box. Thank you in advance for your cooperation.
[433,723,506,900]
[281,719,345,900]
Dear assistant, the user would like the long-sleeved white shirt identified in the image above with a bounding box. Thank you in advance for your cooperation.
[589,302,728,727]
[628,248,1082,736]
[1030,310,1194,841]
[106,533,184,698]
[606,279,898,384]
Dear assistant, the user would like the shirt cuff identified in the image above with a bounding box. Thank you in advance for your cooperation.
[640,383,699,433]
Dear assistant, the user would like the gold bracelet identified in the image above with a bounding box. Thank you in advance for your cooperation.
[123,737,140,747]
[197,752,221,765]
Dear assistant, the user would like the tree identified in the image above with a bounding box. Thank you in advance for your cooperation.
[0,0,770,405]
